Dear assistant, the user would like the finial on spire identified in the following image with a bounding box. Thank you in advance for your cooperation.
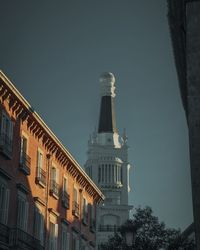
[99,72,116,97]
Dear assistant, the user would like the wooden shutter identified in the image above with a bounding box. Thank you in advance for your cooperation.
[54,223,58,250]
[24,201,29,231]
[75,239,80,250]
[17,197,23,229]
[66,233,70,250]
[4,188,10,224]
[9,120,13,143]
[1,112,7,135]
[34,207,39,239]
[40,213,44,244]
[0,185,5,223]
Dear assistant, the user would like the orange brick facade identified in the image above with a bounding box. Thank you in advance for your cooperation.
[0,71,104,250]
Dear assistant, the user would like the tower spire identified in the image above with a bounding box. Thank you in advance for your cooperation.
[98,72,118,133]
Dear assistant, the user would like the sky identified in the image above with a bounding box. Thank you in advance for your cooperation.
[0,0,193,230]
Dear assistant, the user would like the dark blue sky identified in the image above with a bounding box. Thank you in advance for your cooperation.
[0,0,193,230]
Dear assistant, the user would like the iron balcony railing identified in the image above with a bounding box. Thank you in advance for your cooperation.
[62,191,70,209]
[72,201,79,217]
[9,228,44,250]
[35,167,46,187]
[98,224,120,232]
[0,132,12,158]
[0,222,9,246]
[19,151,31,175]
[50,179,59,197]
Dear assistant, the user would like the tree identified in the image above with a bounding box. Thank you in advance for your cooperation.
[100,206,195,250]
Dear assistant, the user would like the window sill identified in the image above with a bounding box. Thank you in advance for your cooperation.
[35,178,46,188]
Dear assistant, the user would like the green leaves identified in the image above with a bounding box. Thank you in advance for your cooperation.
[100,206,195,250]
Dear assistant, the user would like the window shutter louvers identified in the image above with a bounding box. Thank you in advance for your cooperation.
[54,223,58,250]
[66,233,70,250]
[40,213,44,244]
[24,201,29,231]
[4,188,10,224]
[75,239,80,250]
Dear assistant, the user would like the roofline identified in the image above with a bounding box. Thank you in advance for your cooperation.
[0,70,105,201]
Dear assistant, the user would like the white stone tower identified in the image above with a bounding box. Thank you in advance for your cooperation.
[84,72,133,248]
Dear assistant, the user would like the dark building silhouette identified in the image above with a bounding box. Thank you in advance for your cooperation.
[168,1,200,249]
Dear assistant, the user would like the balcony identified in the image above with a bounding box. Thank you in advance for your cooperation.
[98,224,120,232]
[9,228,44,250]
[35,168,46,188]
[19,152,31,175]
[90,219,96,233]
[0,222,9,246]
[50,180,59,199]
[72,201,79,218]
[0,133,12,159]
[62,191,70,209]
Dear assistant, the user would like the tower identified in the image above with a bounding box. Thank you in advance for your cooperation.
[85,72,133,248]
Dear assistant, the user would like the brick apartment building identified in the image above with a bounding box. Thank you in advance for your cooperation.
[0,71,104,250]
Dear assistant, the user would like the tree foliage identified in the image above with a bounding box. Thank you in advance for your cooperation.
[100,206,195,250]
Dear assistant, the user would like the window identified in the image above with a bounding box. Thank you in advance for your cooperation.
[82,197,88,225]
[109,164,111,183]
[36,150,46,187]
[0,178,10,225]
[0,111,13,158]
[37,150,43,169]
[34,206,44,245]
[105,164,108,183]
[72,187,79,217]
[102,164,104,183]
[63,177,68,193]
[89,203,96,232]
[62,177,69,209]
[20,135,31,175]
[98,166,101,183]
[17,191,29,231]
[49,222,58,250]
[72,233,80,250]
[61,223,70,250]
[50,166,59,198]
[20,136,27,159]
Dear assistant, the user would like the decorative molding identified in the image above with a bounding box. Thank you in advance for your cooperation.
[71,226,80,234]
[48,208,60,217]
[0,168,12,180]
[34,197,46,206]
[61,218,70,226]
[16,183,30,194]
[89,241,95,247]
[81,233,89,241]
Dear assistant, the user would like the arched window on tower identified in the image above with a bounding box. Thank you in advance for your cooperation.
[112,165,114,183]
[121,166,123,184]
[108,164,111,183]
[105,164,107,183]
[90,166,92,178]
[98,166,101,183]
[102,164,104,183]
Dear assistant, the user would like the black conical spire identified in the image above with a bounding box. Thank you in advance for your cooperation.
[98,72,118,133]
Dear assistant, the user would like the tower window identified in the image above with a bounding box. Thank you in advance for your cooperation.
[102,164,104,183]
[98,166,101,183]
